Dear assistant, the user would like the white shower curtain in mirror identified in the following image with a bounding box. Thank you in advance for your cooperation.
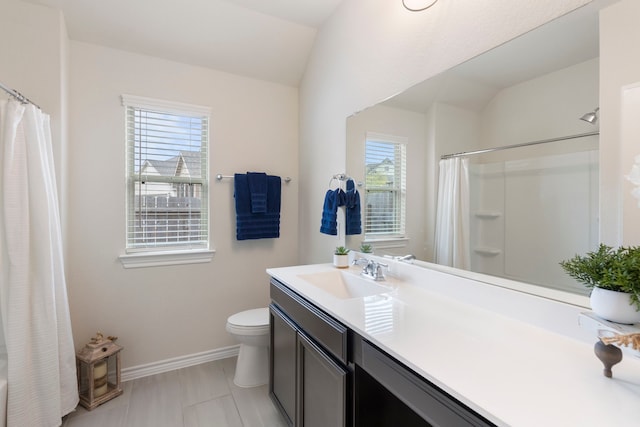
[0,99,78,426]
[434,157,470,269]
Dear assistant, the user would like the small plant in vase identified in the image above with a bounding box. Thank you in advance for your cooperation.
[360,243,373,254]
[334,246,350,268]
[560,244,640,324]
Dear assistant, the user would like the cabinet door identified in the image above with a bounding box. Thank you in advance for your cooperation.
[297,331,348,427]
[270,305,297,426]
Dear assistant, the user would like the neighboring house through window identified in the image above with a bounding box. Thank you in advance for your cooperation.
[364,132,407,240]
[122,95,210,256]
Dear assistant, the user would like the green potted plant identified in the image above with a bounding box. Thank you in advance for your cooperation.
[560,244,640,324]
[360,243,373,254]
[334,246,350,268]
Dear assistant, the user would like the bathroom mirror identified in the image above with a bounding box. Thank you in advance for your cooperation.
[346,3,606,302]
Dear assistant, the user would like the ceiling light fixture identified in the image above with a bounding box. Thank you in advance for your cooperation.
[403,0,439,12]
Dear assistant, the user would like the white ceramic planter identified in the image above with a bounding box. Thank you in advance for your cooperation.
[590,287,640,324]
[333,254,349,268]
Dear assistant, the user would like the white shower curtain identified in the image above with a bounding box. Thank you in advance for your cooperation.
[0,99,78,426]
[434,157,471,269]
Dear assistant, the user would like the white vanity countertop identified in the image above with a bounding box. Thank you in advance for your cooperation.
[267,263,640,427]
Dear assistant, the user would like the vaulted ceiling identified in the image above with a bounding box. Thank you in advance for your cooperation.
[21,0,345,86]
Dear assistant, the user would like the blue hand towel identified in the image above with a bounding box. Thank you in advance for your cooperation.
[235,174,281,240]
[247,172,267,214]
[320,188,345,235]
[345,179,362,235]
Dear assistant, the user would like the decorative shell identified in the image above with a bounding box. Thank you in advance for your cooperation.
[600,333,640,351]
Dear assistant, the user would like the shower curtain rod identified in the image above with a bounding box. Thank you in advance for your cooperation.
[440,131,599,160]
[0,81,41,109]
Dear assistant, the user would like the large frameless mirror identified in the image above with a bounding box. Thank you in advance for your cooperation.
[346,3,608,303]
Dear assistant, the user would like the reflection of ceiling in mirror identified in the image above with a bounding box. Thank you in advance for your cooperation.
[382,4,599,114]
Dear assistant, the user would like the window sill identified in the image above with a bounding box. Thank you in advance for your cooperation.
[362,237,410,249]
[119,249,215,269]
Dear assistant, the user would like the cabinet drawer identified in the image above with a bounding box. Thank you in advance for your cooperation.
[270,278,348,364]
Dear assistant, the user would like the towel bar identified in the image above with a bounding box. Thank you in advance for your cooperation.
[216,174,291,183]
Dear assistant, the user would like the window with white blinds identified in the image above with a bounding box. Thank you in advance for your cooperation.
[122,95,210,252]
[364,133,407,239]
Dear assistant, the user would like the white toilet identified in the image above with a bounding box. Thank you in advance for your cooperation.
[226,307,270,387]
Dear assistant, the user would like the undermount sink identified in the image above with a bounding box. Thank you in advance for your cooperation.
[297,269,392,299]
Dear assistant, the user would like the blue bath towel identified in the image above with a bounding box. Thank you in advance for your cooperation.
[345,179,362,235]
[247,172,267,214]
[235,173,281,240]
[320,188,345,235]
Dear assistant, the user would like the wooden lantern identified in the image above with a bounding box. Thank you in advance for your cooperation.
[76,332,123,410]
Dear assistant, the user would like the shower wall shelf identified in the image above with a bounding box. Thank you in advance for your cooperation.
[473,247,501,256]
[474,212,502,219]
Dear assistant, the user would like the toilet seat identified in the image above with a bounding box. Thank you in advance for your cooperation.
[226,308,269,336]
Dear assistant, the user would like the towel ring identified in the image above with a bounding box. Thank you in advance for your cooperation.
[330,173,351,189]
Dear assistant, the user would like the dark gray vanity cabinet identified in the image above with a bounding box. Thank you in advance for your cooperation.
[269,276,494,427]
[269,278,350,427]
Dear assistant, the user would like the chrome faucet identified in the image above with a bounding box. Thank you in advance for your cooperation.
[394,254,416,263]
[353,258,387,281]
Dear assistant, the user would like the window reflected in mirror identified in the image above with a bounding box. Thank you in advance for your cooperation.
[364,133,407,241]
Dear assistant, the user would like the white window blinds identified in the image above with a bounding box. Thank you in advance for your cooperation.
[122,95,210,251]
[364,133,407,238]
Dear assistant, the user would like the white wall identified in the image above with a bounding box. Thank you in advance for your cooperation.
[299,0,595,264]
[600,0,640,246]
[480,58,600,147]
[0,0,69,236]
[67,41,299,367]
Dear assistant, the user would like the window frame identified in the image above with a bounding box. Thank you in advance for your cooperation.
[363,132,407,242]
[119,94,214,268]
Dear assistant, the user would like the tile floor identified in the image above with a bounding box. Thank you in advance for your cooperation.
[62,357,288,427]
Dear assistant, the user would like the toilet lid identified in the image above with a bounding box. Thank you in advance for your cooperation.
[227,307,269,327]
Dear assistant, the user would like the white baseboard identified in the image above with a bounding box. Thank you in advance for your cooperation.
[121,345,240,382]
